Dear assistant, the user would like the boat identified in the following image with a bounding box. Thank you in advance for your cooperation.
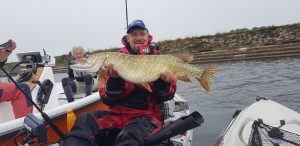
[215,98,300,146]
[0,51,202,146]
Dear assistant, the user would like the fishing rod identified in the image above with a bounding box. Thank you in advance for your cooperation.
[0,65,65,139]
[125,0,129,29]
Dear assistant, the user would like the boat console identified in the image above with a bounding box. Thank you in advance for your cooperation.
[16,50,53,66]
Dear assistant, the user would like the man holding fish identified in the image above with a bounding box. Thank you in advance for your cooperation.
[63,18,218,145]
[63,20,178,145]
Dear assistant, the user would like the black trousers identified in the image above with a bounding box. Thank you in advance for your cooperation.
[61,110,159,146]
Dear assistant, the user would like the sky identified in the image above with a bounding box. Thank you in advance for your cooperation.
[1,0,300,62]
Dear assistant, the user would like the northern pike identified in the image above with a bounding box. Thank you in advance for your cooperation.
[70,52,218,92]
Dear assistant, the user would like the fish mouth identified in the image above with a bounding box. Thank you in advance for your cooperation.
[70,64,94,71]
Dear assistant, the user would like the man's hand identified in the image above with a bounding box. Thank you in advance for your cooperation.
[0,40,17,62]
[0,40,16,53]
[6,40,16,52]
[160,71,177,83]
[105,64,120,78]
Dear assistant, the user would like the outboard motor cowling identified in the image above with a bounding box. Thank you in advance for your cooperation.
[145,111,204,145]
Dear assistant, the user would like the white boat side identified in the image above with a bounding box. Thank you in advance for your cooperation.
[0,91,100,136]
[0,93,195,146]
[216,99,300,146]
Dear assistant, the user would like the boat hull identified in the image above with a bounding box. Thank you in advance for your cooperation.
[0,94,195,146]
[0,93,108,145]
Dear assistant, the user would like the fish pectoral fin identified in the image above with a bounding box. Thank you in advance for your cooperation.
[98,66,107,87]
[196,67,219,92]
[178,74,192,82]
[139,83,152,93]
[98,76,106,88]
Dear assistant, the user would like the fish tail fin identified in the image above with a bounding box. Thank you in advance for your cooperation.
[196,67,218,92]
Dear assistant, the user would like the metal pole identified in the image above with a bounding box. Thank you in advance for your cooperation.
[125,0,129,29]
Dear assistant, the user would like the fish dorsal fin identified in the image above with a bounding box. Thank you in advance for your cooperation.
[178,74,192,82]
[171,52,194,63]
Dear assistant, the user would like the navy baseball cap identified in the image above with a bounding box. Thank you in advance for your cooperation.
[127,20,147,33]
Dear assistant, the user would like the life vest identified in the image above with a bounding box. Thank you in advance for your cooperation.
[99,35,162,109]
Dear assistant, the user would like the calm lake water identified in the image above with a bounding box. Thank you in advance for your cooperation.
[54,58,300,146]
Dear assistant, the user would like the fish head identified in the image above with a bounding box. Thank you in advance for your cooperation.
[69,58,95,72]
[70,53,105,72]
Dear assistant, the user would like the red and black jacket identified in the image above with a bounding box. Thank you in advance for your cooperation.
[99,36,176,110]
[0,60,6,97]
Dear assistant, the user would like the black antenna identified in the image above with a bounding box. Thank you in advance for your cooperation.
[43,49,48,64]
[125,0,129,29]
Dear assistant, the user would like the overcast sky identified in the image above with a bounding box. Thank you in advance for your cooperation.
[1,0,300,62]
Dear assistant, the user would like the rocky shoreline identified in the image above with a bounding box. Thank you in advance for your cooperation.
[2,23,300,75]
[51,41,300,73]
[190,42,300,64]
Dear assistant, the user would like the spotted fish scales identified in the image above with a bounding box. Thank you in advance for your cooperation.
[70,52,218,92]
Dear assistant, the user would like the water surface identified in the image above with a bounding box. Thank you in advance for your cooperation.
[176,58,300,146]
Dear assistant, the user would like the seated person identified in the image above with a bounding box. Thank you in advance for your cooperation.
[0,40,33,118]
[62,46,98,103]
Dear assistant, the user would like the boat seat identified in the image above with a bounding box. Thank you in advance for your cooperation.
[241,121,254,144]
